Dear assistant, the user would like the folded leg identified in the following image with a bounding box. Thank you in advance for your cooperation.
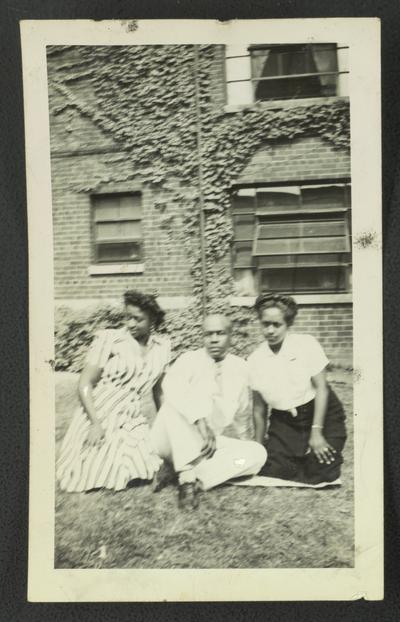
[151,405,267,491]
[194,435,267,490]
[150,404,204,471]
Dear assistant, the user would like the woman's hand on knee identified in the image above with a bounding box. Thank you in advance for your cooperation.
[86,421,105,447]
[308,429,336,464]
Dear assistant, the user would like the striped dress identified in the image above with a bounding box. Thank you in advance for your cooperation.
[56,328,171,492]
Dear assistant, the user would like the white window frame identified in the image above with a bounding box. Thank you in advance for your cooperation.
[225,43,349,110]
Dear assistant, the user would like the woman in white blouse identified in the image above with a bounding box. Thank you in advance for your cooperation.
[248,293,346,485]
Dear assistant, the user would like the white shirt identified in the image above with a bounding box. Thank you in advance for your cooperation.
[247,333,329,411]
[162,348,251,435]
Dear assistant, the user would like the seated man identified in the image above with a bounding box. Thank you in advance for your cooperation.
[150,314,267,509]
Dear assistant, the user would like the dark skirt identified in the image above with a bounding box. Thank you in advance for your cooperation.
[260,387,347,484]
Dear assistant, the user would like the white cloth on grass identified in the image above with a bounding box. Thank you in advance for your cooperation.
[228,475,342,488]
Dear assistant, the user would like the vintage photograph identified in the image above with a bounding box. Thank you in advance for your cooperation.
[23,19,382,601]
[49,38,353,569]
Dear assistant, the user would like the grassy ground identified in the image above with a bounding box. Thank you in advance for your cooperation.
[54,370,354,569]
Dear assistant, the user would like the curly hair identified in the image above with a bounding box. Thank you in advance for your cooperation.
[254,293,298,327]
[123,290,165,329]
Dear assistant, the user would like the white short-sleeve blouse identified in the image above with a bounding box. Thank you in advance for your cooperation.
[247,333,329,410]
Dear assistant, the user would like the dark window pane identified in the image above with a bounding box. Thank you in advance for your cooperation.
[254,76,331,101]
[301,185,348,209]
[256,189,300,211]
[260,266,347,293]
[232,191,256,214]
[96,242,142,263]
[251,44,337,101]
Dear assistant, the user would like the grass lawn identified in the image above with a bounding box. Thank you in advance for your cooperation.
[55,370,354,569]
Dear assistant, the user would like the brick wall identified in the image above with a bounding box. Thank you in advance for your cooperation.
[237,136,351,184]
[295,304,353,365]
[48,46,353,366]
[51,154,193,300]
[233,135,352,367]
[242,304,353,367]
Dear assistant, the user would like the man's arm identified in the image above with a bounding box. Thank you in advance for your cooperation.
[253,390,267,444]
[162,352,213,424]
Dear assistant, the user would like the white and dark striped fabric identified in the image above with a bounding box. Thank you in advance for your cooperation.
[57,328,171,492]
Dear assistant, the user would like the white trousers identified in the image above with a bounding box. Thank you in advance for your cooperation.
[150,405,267,491]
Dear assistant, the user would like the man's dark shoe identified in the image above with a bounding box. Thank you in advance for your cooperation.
[177,481,200,510]
[152,461,176,493]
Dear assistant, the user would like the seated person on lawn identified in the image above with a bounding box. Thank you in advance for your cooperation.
[249,293,347,485]
[150,314,267,509]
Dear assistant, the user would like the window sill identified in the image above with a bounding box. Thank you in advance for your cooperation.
[230,293,352,306]
[88,263,144,275]
[223,96,349,114]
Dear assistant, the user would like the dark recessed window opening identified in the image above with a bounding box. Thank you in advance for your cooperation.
[91,193,143,264]
[250,43,339,102]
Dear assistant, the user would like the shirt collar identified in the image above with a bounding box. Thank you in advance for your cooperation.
[119,327,163,349]
[202,347,230,366]
[262,333,296,360]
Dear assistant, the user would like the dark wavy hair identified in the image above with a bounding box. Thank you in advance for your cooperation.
[254,293,298,327]
[123,290,165,329]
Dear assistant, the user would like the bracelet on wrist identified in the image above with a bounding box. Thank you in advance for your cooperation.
[311,424,323,429]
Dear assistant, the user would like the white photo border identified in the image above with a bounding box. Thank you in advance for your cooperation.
[22,18,383,602]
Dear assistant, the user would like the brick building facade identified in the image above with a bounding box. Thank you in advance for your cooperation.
[48,43,352,366]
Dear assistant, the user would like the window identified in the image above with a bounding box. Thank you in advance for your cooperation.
[231,183,351,295]
[250,44,339,101]
[225,43,349,107]
[91,193,143,263]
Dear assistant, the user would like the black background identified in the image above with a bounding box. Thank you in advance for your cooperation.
[1,1,398,620]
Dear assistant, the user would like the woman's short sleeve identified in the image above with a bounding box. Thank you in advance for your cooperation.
[85,330,113,369]
[306,335,329,376]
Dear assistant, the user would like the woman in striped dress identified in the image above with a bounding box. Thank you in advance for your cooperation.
[57,291,171,492]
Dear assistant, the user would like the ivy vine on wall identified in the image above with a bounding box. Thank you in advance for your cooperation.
[48,44,350,367]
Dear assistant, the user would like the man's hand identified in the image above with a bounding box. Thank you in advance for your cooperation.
[195,418,216,459]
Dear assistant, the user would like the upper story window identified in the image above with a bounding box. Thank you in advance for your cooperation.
[91,193,143,264]
[225,43,349,108]
[231,182,352,296]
